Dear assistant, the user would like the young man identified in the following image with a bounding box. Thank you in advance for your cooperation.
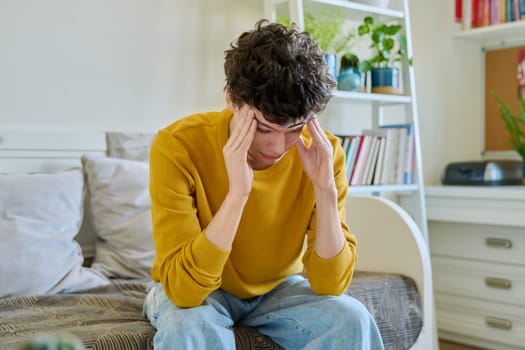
[143,19,384,350]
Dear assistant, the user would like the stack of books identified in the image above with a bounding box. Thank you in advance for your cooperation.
[456,0,525,30]
[337,123,415,186]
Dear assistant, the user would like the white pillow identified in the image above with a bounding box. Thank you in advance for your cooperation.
[0,169,110,298]
[105,132,155,162]
[81,154,154,279]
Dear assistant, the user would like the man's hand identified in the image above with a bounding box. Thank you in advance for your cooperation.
[295,116,335,192]
[223,105,257,199]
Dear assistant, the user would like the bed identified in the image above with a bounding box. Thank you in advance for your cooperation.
[0,131,436,350]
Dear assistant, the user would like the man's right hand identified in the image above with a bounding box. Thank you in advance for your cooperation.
[223,105,257,200]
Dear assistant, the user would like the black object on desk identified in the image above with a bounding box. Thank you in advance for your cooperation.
[441,160,523,185]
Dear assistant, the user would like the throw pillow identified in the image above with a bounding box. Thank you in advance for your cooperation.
[0,168,109,297]
[81,154,154,279]
[105,132,155,162]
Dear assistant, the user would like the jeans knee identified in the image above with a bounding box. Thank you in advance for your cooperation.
[327,295,375,328]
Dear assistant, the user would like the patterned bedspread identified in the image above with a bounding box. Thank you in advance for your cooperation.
[0,273,421,350]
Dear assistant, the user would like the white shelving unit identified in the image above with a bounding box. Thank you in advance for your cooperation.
[264,0,429,242]
[453,20,525,47]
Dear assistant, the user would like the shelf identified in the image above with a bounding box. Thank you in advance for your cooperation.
[453,20,525,47]
[307,0,404,19]
[267,0,405,21]
[331,90,412,104]
[348,183,419,195]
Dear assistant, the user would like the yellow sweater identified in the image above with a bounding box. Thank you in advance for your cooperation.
[149,109,356,307]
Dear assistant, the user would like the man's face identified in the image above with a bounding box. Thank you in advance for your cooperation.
[248,110,310,170]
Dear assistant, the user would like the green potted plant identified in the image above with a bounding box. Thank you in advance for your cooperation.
[278,12,357,79]
[338,53,361,92]
[357,16,410,94]
[493,93,525,175]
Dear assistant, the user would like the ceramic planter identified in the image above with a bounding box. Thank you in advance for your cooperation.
[371,67,402,94]
[338,68,361,92]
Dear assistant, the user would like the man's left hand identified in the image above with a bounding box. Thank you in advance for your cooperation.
[295,116,335,192]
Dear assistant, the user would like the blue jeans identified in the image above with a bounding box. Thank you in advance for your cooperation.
[143,275,384,350]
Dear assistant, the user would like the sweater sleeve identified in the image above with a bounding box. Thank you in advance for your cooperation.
[302,134,357,295]
[149,130,230,307]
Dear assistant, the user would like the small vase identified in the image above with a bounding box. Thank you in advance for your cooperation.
[323,53,337,80]
[338,68,361,92]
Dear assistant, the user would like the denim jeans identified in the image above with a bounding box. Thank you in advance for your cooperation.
[143,275,384,350]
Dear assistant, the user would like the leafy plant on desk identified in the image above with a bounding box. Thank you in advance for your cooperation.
[493,93,525,160]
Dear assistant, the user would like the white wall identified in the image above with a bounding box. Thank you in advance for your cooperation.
[0,0,485,185]
[409,0,483,185]
[0,0,263,132]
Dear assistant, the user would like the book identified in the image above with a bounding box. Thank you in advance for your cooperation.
[362,128,389,185]
[501,0,507,23]
[455,0,463,22]
[511,0,521,21]
[362,136,379,185]
[507,0,513,21]
[350,135,372,186]
[463,0,472,29]
[372,136,387,185]
[378,127,398,185]
[348,136,365,185]
[490,0,501,25]
[380,124,414,184]
[346,136,361,184]
[471,0,482,27]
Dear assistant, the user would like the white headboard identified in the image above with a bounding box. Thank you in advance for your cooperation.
[0,130,108,258]
[0,131,106,173]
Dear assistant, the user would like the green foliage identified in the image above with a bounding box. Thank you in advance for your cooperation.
[357,16,409,74]
[277,12,357,55]
[340,53,360,69]
[493,93,525,160]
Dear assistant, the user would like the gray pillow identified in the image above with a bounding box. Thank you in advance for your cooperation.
[82,154,154,279]
[0,169,109,297]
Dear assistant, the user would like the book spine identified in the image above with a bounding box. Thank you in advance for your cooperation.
[346,136,361,184]
[463,0,473,29]
[520,0,525,18]
[491,0,501,24]
[472,0,481,27]
[512,0,520,20]
[501,0,507,22]
[456,0,463,22]
[506,0,513,21]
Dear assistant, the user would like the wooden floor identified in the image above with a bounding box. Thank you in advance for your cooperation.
[439,340,483,350]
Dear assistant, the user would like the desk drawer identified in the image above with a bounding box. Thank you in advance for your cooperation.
[435,292,525,349]
[429,221,525,265]
[432,256,525,306]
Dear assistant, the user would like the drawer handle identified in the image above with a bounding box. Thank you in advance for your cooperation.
[485,277,512,289]
[485,238,512,249]
[486,317,512,330]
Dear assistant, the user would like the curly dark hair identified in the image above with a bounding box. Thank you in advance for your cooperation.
[224,19,336,125]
